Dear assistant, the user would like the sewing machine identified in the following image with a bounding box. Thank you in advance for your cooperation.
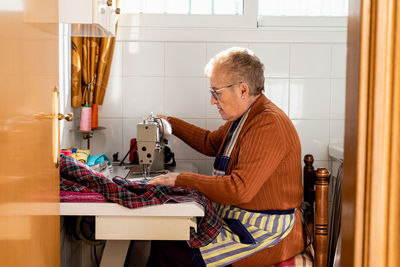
[135,116,175,179]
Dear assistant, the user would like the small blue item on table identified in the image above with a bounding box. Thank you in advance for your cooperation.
[86,154,111,171]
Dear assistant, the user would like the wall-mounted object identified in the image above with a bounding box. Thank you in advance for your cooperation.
[24,0,119,37]
[70,126,106,149]
[62,0,119,37]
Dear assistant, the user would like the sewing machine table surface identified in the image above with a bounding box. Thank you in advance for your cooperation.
[60,202,204,217]
[61,201,204,242]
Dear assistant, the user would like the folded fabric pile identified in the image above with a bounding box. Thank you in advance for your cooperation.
[70,148,90,163]
[59,154,222,248]
[61,148,110,173]
[60,191,106,202]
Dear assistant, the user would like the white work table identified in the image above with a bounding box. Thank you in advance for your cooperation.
[61,201,204,267]
[60,202,204,240]
[60,164,204,267]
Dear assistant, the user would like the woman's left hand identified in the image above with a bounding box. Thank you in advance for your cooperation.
[149,172,179,186]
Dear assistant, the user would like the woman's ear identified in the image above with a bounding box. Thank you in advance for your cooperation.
[240,83,250,96]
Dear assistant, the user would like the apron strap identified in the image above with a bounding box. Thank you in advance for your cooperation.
[223,101,254,157]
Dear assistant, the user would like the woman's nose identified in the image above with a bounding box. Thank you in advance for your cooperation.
[211,95,218,105]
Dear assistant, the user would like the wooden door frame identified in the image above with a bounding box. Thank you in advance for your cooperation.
[343,0,400,265]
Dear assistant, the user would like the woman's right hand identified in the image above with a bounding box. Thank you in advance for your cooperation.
[156,114,168,120]
[156,115,172,139]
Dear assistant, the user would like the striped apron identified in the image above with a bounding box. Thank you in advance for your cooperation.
[197,106,296,267]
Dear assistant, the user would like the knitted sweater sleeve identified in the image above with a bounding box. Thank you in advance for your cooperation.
[175,114,288,205]
[167,117,229,157]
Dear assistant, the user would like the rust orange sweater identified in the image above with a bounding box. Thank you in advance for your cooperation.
[168,95,304,266]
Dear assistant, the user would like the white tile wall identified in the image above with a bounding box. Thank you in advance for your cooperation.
[293,119,330,160]
[264,78,289,115]
[110,42,123,77]
[164,77,206,118]
[331,78,346,119]
[313,160,332,173]
[99,77,123,118]
[331,45,347,78]
[206,43,249,63]
[124,42,164,76]
[330,119,345,144]
[176,159,208,176]
[88,119,123,156]
[206,118,226,131]
[165,43,206,76]
[290,44,331,78]
[69,33,346,175]
[167,118,207,161]
[122,77,164,117]
[249,44,290,78]
[289,79,331,119]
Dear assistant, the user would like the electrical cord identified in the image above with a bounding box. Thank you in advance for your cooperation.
[92,235,105,267]
[120,139,137,166]
[75,216,106,246]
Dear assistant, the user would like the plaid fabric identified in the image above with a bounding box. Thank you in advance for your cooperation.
[59,154,222,248]
[60,191,106,202]
[60,176,93,192]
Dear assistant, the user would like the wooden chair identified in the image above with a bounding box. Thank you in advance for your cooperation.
[273,154,330,267]
[303,154,330,267]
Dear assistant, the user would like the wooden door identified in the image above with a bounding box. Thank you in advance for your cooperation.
[0,3,60,267]
[344,0,400,265]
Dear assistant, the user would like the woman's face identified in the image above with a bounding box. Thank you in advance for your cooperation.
[209,69,245,122]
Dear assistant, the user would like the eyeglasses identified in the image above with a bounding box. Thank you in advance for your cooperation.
[209,82,243,100]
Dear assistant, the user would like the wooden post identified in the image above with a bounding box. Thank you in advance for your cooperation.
[303,154,316,240]
[303,154,315,210]
[314,168,330,267]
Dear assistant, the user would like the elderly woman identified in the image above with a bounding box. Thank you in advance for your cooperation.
[148,47,304,267]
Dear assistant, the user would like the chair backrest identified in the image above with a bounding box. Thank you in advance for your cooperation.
[303,154,330,267]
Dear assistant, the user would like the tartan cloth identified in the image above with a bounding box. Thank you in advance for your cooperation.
[60,176,93,192]
[59,154,222,248]
[60,191,106,202]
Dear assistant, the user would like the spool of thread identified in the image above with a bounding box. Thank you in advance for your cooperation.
[80,105,92,132]
[92,104,98,129]
[129,138,138,164]
[60,149,72,157]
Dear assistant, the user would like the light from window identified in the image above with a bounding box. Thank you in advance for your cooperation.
[214,0,243,15]
[165,0,189,14]
[258,0,349,16]
[191,0,212,14]
[119,0,243,15]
